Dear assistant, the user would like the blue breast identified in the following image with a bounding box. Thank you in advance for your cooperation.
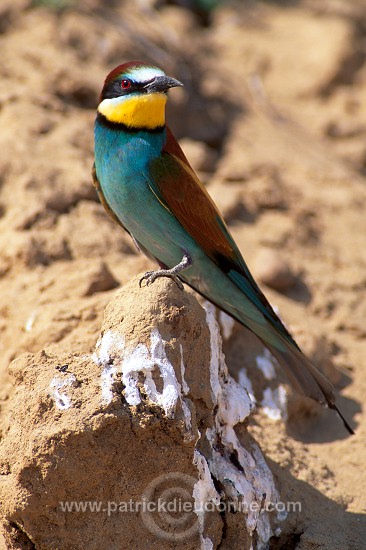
[94,121,166,217]
[94,121,166,182]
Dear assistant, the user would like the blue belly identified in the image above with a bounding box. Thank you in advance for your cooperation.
[94,123,198,267]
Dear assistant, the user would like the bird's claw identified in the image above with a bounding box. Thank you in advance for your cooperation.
[139,270,184,291]
[139,270,156,287]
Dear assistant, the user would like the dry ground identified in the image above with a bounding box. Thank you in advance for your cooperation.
[0,0,365,548]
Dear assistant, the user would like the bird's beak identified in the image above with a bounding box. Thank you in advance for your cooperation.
[144,75,183,93]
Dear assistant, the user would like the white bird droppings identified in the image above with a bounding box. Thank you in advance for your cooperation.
[256,349,276,380]
[25,310,37,333]
[219,310,235,340]
[121,327,181,417]
[50,374,76,410]
[93,327,190,421]
[93,330,125,404]
[201,303,282,549]
[261,385,288,421]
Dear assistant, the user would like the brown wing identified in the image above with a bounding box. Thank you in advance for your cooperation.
[151,129,302,347]
[150,128,245,273]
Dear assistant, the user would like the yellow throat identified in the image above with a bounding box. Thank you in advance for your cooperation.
[98,93,167,129]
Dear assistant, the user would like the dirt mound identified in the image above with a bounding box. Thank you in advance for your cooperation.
[0,278,283,549]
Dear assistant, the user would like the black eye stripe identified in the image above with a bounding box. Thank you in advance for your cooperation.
[122,77,155,91]
[102,77,157,100]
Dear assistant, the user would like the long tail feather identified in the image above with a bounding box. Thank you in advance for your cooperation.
[264,339,354,435]
[330,404,354,435]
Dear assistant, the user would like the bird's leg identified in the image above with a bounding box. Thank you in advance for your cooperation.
[139,253,192,291]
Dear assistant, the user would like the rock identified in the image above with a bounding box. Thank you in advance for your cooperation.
[0,277,283,549]
[83,261,119,296]
[254,248,297,292]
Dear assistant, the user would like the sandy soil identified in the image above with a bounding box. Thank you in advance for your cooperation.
[0,0,365,548]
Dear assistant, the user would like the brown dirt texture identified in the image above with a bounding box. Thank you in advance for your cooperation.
[0,0,365,548]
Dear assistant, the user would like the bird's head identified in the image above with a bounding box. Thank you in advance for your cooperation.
[97,61,183,130]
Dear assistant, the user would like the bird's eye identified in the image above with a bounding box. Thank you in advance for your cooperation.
[121,79,131,90]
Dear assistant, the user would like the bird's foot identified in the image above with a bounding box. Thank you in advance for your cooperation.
[139,253,192,291]
[139,269,184,290]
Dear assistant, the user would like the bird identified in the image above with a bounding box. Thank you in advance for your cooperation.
[93,61,353,434]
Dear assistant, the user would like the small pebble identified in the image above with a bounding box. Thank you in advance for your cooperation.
[254,249,297,292]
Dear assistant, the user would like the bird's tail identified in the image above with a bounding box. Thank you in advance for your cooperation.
[264,338,354,435]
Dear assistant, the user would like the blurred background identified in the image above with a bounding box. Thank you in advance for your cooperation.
[0,0,365,545]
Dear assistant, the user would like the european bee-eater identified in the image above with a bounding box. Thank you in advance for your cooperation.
[93,61,353,434]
